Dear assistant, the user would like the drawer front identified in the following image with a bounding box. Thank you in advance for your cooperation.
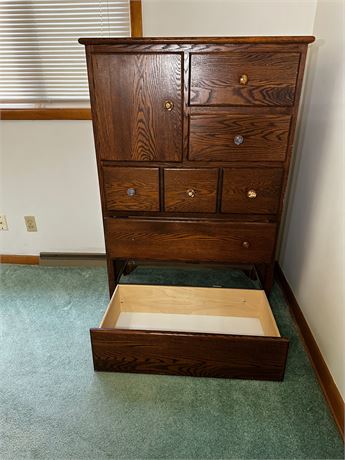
[189,114,291,162]
[164,168,218,213]
[190,52,300,106]
[222,168,283,214]
[105,218,277,263]
[103,167,159,212]
[91,328,288,380]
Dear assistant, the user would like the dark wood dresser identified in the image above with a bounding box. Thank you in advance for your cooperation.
[80,36,315,380]
[80,36,314,296]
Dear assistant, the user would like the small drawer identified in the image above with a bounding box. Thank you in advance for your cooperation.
[103,166,159,212]
[105,218,277,264]
[90,284,289,380]
[190,52,300,106]
[222,168,283,214]
[189,114,291,162]
[164,168,218,213]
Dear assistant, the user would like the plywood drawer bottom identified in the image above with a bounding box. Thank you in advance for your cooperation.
[90,284,289,380]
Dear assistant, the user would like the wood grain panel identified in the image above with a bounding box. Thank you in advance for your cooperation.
[222,168,283,214]
[92,53,183,161]
[105,218,277,263]
[189,114,291,162]
[164,168,218,212]
[91,329,289,380]
[103,167,159,212]
[80,37,315,46]
[190,52,300,106]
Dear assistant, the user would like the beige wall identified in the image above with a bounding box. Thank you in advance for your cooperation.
[0,121,104,254]
[279,0,345,399]
[142,0,316,36]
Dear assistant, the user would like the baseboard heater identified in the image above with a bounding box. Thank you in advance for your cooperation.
[39,252,106,266]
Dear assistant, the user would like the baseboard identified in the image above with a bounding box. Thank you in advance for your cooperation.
[0,254,39,265]
[0,253,106,266]
[275,263,345,440]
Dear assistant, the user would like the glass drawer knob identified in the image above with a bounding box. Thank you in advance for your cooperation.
[127,188,136,197]
[187,188,196,198]
[242,241,250,249]
[247,189,257,199]
[234,135,244,145]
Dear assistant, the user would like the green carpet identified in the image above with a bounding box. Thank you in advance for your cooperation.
[0,264,343,459]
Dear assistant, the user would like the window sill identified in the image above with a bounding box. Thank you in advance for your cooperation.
[0,103,92,120]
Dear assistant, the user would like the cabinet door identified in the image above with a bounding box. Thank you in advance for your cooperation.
[91,53,183,162]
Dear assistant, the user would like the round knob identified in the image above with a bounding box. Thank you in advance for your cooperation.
[240,74,248,85]
[247,189,257,199]
[234,135,244,146]
[242,241,250,249]
[164,100,174,111]
[127,188,136,197]
[187,188,195,198]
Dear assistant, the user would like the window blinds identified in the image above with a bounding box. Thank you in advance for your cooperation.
[0,0,131,102]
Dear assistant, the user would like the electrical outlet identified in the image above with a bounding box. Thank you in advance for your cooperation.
[24,216,37,232]
[0,215,8,230]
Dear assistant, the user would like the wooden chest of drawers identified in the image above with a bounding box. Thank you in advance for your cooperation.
[80,36,314,380]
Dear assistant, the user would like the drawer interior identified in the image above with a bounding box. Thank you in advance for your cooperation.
[100,284,280,337]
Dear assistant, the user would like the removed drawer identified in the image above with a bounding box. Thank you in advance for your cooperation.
[189,114,291,162]
[190,52,300,106]
[105,218,277,264]
[164,168,218,213]
[90,283,289,380]
[222,168,283,214]
[103,166,159,212]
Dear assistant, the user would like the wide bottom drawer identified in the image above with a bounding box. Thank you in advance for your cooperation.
[90,284,289,380]
[105,218,277,264]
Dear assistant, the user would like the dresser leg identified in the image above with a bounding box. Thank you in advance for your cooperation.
[107,258,127,297]
[263,264,275,296]
[123,260,137,276]
[106,257,116,297]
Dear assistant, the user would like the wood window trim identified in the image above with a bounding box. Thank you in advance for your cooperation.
[0,107,92,120]
[0,0,142,121]
[130,0,143,39]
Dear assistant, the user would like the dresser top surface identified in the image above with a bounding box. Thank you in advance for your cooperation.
[79,36,315,46]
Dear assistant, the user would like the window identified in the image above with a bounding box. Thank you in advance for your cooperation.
[0,0,132,105]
